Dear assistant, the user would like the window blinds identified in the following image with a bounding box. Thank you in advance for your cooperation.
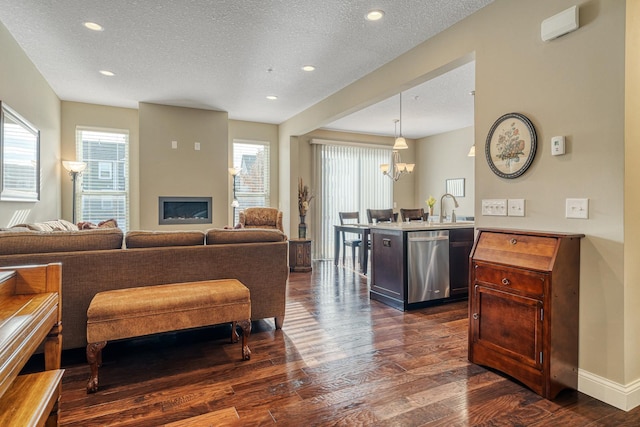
[314,142,392,259]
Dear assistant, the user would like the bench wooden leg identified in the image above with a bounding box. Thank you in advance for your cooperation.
[86,341,107,393]
[237,319,251,360]
[231,321,239,343]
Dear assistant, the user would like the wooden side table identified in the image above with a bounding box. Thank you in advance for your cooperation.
[289,239,312,272]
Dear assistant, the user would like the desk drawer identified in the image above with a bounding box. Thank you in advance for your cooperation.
[474,262,546,297]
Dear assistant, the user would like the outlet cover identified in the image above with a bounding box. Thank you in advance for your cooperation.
[481,199,507,216]
[508,199,525,216]
[566,198,589,219]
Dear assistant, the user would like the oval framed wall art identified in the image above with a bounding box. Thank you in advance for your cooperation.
[485,112,537,179]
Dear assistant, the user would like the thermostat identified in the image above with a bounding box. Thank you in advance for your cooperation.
[551,136,565,156]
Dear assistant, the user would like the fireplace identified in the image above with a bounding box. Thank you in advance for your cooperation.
[159,197,212,225]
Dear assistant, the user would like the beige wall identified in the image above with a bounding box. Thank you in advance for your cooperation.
[0,22,60,227]
[138,103,228,230]
[416,126,475,219]
[60,102,139,229]
[625,0,640,386]
[280,0,636,409]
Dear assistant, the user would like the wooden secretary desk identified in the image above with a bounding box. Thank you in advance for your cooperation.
[468,228,584,399]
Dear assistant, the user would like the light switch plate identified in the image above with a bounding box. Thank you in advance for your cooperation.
[566,198,589,219]
[482,199,507,216]
[194,142,201,151]
[508,199,525,216]
[171,140,177,149]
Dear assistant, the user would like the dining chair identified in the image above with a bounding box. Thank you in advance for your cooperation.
[400,208,427,222]
[366,208,396,224]
[338,212,362,267]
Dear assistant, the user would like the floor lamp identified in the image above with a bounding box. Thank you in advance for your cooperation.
[62,161,87,224]
[228,167,241,223]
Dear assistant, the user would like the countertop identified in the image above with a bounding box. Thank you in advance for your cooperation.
[371,221,475,231]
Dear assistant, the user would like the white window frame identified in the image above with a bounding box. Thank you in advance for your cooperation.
[75,126,130,232]
[231,139,271,224]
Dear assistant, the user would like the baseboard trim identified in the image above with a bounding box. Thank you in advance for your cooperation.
[578,369,640,411]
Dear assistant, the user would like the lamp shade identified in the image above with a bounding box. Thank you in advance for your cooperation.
[393,137,408,150]
[468,145,476,157]
[62,161,87,173]
[228,167,241,176]
[379,164,390,173]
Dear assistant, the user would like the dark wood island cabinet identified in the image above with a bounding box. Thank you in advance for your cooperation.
[468,228,584,399]
[370,223,474,311]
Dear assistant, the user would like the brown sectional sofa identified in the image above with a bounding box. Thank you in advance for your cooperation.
[0,226,289,350]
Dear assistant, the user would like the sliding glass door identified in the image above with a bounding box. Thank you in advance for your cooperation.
[314,142,393,259]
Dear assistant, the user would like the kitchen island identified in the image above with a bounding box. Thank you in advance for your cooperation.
[369,222,474,311]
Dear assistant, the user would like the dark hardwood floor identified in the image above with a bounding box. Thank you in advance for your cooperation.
[55,261,640,426]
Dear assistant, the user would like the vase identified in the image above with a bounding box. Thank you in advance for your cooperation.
[298,215,307,239]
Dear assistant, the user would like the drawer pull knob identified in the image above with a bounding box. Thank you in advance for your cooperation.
[510,238,517,245]
[472,313,479,320]
[501,278,510,286]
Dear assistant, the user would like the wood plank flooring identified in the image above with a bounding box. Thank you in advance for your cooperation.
[52,261,640,426]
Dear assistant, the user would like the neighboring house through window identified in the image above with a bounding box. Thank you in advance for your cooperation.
[231,139,271,225]
[75,127,129,232]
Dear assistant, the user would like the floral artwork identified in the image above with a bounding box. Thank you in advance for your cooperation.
[485,113,537,179]
[495,121,526,169]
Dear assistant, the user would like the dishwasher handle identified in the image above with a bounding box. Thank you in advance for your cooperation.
[408,236,449,242]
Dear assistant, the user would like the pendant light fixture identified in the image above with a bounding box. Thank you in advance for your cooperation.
[380,92,415,181]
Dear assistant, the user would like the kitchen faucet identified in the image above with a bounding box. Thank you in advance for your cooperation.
[439,193,460,223]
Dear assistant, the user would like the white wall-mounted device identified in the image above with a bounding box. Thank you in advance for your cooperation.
[541,5,579,42]
[551,136,565,156]
[566,198,589,219]
[481,199,507,216]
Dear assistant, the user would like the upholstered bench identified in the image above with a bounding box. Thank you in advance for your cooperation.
[86,279,251,393]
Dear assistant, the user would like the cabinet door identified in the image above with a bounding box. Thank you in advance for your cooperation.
[449,228,474,297]
[371,231,404,300]
[471,284,543,371]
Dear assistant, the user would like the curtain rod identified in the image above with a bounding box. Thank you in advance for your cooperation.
[309,138,392,150]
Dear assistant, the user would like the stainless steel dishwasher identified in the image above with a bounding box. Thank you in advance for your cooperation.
[407,230,450,303]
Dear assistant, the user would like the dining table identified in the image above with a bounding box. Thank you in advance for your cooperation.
[333,223,371,274]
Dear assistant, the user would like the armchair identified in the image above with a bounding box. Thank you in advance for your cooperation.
[238,207,284,232]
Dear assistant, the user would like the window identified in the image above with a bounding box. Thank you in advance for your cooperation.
[0,102,40,201]
[231,139,270,224]
[75,127,129,232]
[313,141,393,259]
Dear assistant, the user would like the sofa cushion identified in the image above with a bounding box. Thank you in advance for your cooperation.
[0,228,124,255]
[205,228,287,244]
[125,230,205,248]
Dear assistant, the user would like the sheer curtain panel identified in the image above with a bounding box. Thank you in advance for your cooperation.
[312,140,392,259]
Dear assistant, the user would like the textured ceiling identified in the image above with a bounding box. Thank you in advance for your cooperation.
[0,0,492,138]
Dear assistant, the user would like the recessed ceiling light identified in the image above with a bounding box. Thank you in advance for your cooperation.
[99,70,115,76]
[302,65,315,72]
[83,22,104,31]
[365,10,385,21]
[266,95,278,100]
